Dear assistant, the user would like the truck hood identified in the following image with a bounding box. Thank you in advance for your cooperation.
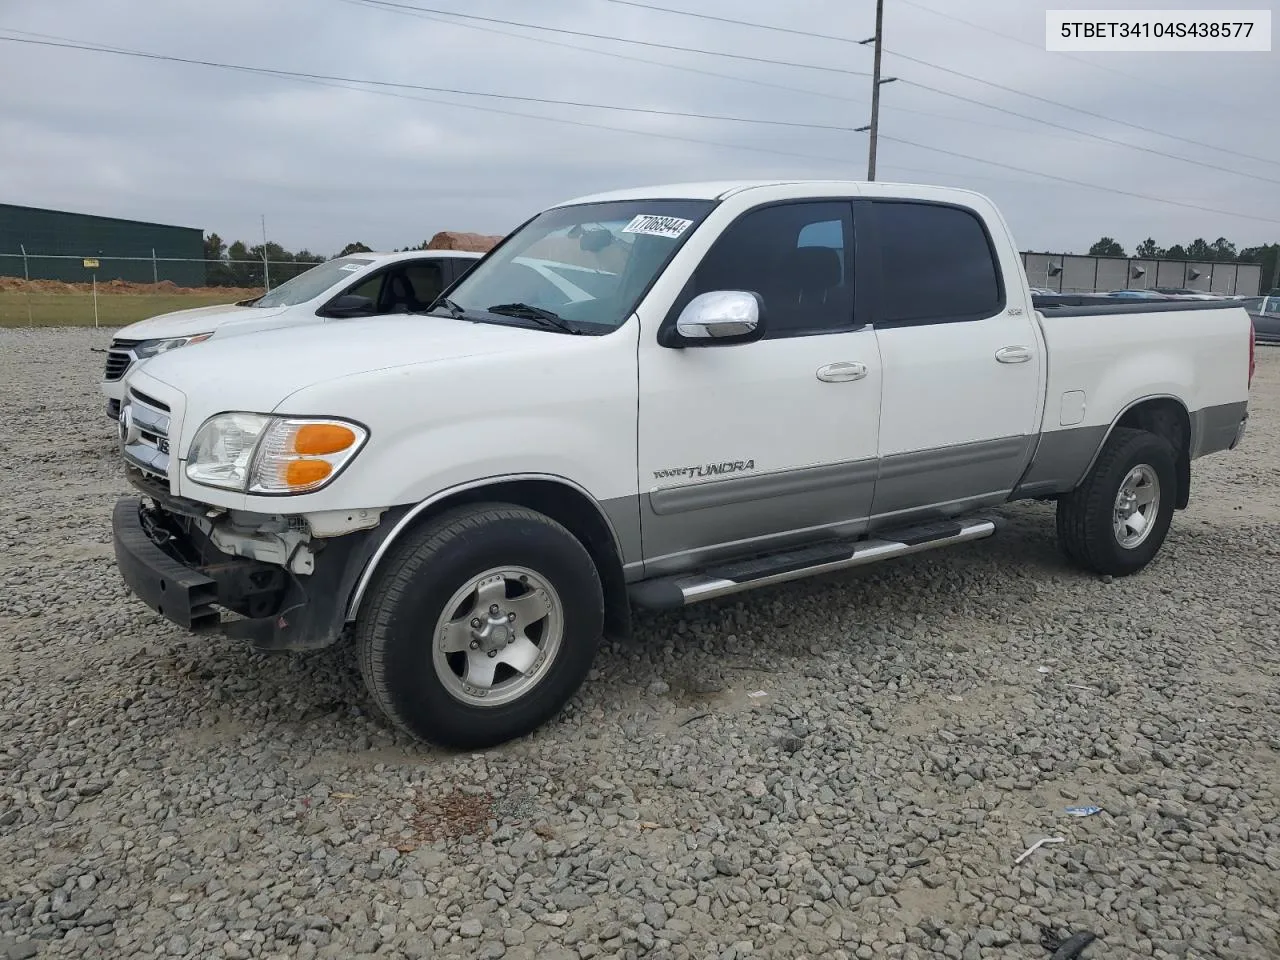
[134,315,555,415]
[118,302,286,340]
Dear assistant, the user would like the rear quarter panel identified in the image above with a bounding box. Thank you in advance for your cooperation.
[1037,304,1251,443]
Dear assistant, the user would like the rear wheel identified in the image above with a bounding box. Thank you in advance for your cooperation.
[1055,427,1177,577]
[357,504,604,748]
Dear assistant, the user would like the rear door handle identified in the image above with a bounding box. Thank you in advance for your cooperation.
[816,361,868,382]
[995,345,1033,364]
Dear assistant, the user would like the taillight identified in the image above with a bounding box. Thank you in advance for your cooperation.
[1248,317,1256,389]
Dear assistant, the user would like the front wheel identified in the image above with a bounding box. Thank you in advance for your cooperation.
[1055,427,1177,577]
[357,504,604,749]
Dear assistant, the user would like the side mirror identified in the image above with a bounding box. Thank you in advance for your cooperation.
[324,294,376,318]
[670,291,764,346]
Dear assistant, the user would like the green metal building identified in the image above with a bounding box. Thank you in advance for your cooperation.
[0,203,206,286]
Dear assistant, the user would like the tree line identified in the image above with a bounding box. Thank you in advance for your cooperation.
[203,230,1279,295]
[200,234,446,287]
[1083,236,1279,291]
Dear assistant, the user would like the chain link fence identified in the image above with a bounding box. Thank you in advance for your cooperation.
[3,246,1268,328]
[0,254,321,328]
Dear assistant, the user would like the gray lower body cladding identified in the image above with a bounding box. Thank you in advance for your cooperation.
[1191,401,1250,458]
[630,401,1248,578]
[635,434,1043,578]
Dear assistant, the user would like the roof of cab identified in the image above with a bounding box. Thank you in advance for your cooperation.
[552,181,818,206]
[553,179,990,208]
[353,250,485,264]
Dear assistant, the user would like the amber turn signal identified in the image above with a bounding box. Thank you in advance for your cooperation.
[292,423,356,456]
[284,459,333,487]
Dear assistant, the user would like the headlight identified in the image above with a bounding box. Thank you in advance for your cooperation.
[134,333,213,359]
[185,413,271,491]
[185,413,368,495]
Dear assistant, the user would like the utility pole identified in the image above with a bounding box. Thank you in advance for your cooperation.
[858,0,896,181]
[261,214,271,292]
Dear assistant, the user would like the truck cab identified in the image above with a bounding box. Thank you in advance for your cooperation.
[108,180,1252,749]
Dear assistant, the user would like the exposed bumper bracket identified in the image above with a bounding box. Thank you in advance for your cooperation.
[112,496,404,653]
[112,498,221,629]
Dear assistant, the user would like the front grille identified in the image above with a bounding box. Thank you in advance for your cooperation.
[121,390,173,480]
[104,351,132,381]
[105,338,141,382]
[129,387,171,412]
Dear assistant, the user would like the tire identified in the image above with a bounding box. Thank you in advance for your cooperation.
[1055,427,1177,577]
[1054,505,1084,567]
[357,503,604,749]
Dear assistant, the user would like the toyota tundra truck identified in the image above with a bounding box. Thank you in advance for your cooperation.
[109,180,1254,748]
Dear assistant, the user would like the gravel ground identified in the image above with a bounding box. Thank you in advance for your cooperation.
[1,327,1277,960]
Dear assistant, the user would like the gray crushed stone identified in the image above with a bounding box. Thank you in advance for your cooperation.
[0,327,1277,959]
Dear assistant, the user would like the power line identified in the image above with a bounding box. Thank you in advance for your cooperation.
[7,12,1119,158]
[876,133,1280,225]
[343,0,873,77]
[341,0,1280,182]
[893,78,1280,187]
[0,29,1126,196]
[575,0,1280,171]
[333,0,862,108]
[0,33,857,133]
[595,0,854,43]
[895,0,1187,94]
[881,49,1280,170]
[336,0,1124,147]
[5,30,1276,226]
[0,32,869,170]
[337,0,854,105]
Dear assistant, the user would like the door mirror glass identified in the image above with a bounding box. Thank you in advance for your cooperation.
[325,294,376,317]
[673,291,764,345]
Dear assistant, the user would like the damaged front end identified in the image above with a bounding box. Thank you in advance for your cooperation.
[111,485,403,652]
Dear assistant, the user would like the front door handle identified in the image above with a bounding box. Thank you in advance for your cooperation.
[816,361,868,383]
[995,345,1033,364]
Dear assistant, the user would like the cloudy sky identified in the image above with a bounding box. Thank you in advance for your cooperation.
[1,0,1276,257]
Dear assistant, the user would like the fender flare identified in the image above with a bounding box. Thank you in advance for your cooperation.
[344,472,627,622]
[1074,393,1192,487]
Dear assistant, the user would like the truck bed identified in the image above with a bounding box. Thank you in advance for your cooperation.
[1032,296,1248,317]
[1029,297,1251,489]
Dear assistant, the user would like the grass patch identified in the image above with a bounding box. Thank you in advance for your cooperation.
[0,292,240,328]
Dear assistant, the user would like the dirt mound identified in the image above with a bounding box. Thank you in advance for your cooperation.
[424,231,503,253]
[0,277,263,298]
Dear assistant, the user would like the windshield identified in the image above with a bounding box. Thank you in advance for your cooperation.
[439,199,715,332]
[254,257,375,308]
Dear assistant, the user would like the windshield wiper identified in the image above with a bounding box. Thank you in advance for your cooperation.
[486,302,583,335]
[422,297,469,320]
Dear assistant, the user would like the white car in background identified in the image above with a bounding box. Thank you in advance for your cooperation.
[99,250,483,419]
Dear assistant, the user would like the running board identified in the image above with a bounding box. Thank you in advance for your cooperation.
[628,518,998,610]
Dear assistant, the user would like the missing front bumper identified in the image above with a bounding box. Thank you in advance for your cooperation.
[111,497,396,652]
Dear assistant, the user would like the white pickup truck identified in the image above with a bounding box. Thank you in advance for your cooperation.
[109,180,1255,748]
[99,250,483,420]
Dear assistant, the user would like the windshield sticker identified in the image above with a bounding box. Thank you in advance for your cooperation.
[338,263,363,272]
[621,214,694,239]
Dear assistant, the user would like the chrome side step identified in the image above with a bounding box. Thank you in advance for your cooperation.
[628,518,998,610]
